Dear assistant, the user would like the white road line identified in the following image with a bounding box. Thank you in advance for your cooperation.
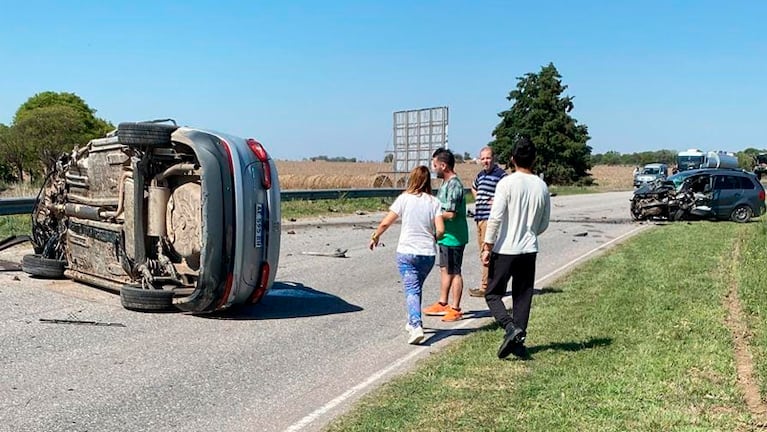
[284,224,648,432]
[283,348,423,432]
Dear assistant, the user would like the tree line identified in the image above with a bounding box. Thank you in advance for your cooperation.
[0,92,113,182]
[591,149,766,170]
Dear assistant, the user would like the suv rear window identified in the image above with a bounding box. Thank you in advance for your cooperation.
[714,175,741,190]
[739,176,756,189]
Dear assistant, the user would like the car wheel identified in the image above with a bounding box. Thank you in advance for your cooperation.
[117,122,177,147]
[730,205,753,223]
[21,254,66,278]
[120,284,175,312]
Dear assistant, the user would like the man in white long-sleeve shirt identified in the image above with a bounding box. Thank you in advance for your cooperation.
[480,137,550,359]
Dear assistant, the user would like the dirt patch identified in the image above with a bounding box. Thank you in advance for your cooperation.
[724,239,767,422]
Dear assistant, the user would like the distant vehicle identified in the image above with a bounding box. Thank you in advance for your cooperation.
[676,148,706,171]
[702,151,738,169]
[631,168,765,223]
[633,163,669,188]
[754,153,767,180]
[22,121,281,313]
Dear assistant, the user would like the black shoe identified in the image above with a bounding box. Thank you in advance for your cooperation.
[497,325,526,359]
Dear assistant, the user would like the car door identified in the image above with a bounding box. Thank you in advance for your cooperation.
[711,174,741,218]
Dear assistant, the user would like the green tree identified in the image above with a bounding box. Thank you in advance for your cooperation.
[736,147,762,170]
[14,91,113,138]
[0,124,23,181]
[13,105,85,176]
[383,152,394,163]
[490,63,592,185]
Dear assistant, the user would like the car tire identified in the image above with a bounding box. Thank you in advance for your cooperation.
[21,254,66,278]
[730,205,753,223]
[118,122,177,147]
[120,284,175,312]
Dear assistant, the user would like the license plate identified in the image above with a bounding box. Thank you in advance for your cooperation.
[255,203,264,248]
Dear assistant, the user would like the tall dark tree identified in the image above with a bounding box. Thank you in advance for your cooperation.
[490,63,592,184]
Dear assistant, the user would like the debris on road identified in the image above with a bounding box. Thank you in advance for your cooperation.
[39,318,126,327]
[300,248,349,258]
[574,232,589,237]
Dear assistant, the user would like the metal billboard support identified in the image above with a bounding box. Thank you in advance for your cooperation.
[375,106,449,188]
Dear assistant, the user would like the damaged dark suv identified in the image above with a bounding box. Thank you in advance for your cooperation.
[22,121,281,313]
[630,168,765,223]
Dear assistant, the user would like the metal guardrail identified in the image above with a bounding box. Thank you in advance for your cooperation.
[0,187,473,216]
[0,197,37,216]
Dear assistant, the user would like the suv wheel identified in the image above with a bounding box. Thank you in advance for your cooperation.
[118,122,177,147]
[21,254,66,278]
[120,284,175,312]
[730,205,753,223]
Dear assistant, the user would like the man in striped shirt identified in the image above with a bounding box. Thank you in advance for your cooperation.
[469,146,507,297]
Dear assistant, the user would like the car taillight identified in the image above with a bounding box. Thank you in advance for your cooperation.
[247,138,272,190]
[760,189,765,201]
[248,262,271,304]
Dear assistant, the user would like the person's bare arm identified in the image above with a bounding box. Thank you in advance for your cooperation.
[434,214,445,240]
[370,211,398,250]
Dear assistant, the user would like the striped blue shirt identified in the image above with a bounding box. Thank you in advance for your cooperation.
[472,164,507,221]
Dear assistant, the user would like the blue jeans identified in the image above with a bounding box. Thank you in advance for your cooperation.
[396,253,436,328]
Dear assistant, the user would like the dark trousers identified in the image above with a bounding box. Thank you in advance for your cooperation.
[485,252,537,332]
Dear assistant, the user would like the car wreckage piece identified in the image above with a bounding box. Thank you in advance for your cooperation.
[630,177,713,222]
[23,121,281,313]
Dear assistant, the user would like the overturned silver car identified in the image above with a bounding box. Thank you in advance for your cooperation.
[630,168,765,223]
[23,121,281,313]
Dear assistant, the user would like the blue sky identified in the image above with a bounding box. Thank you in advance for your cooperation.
[1,1,765,161]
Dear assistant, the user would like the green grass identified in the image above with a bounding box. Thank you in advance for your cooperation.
[735,218,767,400]
[0,214,31,239]
[326,222,762,431]
[548,185,602,196]
[282,197,395,220]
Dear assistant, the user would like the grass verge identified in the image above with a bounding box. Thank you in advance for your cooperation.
[0,214,31,239]
[326,222,761,431]
[736,219,767,403]
[282,197,394,220]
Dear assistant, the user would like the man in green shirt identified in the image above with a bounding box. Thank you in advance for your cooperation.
[423,148,469,321]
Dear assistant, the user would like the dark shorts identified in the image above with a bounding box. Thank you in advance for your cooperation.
[438,244,465,275]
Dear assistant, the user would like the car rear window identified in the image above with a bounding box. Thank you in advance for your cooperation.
[739,176,756,189]
[714,175,741,190]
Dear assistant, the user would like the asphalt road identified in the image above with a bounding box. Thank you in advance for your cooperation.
[0,191,648,432]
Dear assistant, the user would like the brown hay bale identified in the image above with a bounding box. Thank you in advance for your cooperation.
[373,175,393,188]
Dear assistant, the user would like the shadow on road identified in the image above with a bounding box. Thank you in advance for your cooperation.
[201,281,363,320]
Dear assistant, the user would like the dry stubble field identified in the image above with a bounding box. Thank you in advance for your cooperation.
[276,161,635,191]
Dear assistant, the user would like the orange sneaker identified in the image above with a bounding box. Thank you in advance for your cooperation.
[422,302,449,316]
[442,306,463,322]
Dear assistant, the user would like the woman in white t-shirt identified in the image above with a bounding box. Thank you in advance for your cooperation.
[369,166,444,345]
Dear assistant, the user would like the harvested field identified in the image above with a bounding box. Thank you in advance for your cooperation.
[275,160,635,191]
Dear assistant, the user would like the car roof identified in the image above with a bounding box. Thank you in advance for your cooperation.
[675,168,753,177]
